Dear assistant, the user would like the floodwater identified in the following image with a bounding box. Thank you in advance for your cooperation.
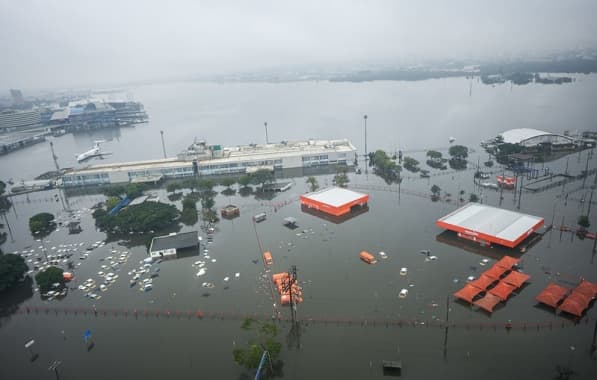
[1,77,597,379]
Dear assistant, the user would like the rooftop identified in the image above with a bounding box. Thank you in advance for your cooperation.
[437,203,544,246]
[149,231,199,253]
[302,187,367,208]
[499,128,571,144]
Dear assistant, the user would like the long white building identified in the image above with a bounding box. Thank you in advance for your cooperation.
[62,138,357,187]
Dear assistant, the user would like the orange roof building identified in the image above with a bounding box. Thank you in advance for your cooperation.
[535,283,569,309]
[453,284,483,304]
[502,271,531,288]
[436,203,544,248]
[473,293,502,313]
[300,187,368,217]
[468,274,497,290]
[488,281,517,301]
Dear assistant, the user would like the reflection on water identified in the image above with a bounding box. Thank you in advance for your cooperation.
[0,277,33,328]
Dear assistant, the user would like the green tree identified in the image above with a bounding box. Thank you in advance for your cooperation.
[198,179,215,192]
[306,176,319,192]
[105,196,121,211]
[220,177,236,189]
[125,183,145,198]
[166,182,180,193]
[333,173,349,188]
[29,212,56,235]
[403,156,420,172]
[250,169,274,189]
[102,185,126,197]
[370,149,402,184]
[35,266,64,291]
[93,202,179,234]
[180,196,198,226]
[469,193,479,202]
[0,253,28,292]
[238,175,251,188]
[448,145,469,160]
[0,180,5,196]
[426,150,442,160]
[233,318,282,371]
[431,185,441,196]
[0,180,10,211]
[201,196,215,210]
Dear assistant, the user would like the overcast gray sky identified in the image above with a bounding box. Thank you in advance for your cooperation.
[1,0,596,90]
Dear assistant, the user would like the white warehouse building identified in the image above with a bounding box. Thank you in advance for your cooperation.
[62,138,357,187]
[499,128,577,147]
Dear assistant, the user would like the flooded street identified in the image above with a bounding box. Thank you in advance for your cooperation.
[1,78,597,379]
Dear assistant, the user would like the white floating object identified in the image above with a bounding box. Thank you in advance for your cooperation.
[196,269,206,277]
[429,255,438,261]
[480,259,489,266]
[379,251,388,259]
[211,259,216,263]
[399,289,408,298]
[224,277,230,282]
[467,276,475,281]
[400,267,408,276]
[235,273,240,278]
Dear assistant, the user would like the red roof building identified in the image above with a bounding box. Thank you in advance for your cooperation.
[488,281,517,301]
[535,283,569,309]
[473,293,502,313]
[453,284,483,304]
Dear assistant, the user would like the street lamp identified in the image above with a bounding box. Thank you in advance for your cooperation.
[264,122,269,144]
[363,114,368,173]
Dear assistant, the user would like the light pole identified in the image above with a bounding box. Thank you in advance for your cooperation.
[363,114,368,173]
[264,122,269,144]
[160,130,167,159]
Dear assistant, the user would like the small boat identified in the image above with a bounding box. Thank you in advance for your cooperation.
[359,251,377,264]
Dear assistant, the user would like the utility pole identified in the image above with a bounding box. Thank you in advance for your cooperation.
[363,114,368,174]
[160,130,167,159]
[282,265,298,323]
[264,122,269,144]
[443,295,450,360]
[49,141,60,171]
[583,150,591,188]
[517,175,524,210]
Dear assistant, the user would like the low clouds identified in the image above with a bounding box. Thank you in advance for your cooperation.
[1,0,596,89]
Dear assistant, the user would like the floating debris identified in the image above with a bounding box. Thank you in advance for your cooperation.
[480,259,490,266]
[379,251,388,259]
[399,289,409,298]
[400,267,408,276]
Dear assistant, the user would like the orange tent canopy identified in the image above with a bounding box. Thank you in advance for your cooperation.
[573,279,597,299]
[495,255,519,270]
[473,293,502,313]
[453,284,483,303]
[488,281,517,301]
[502,271,531,289]
[559,291,591,317]
[482,264,508,280]
[535,283,569,308]
[468,274,497,290]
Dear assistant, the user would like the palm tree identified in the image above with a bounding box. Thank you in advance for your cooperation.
[306,176,319,192]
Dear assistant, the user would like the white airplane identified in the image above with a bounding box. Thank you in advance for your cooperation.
[76,140,111,162]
